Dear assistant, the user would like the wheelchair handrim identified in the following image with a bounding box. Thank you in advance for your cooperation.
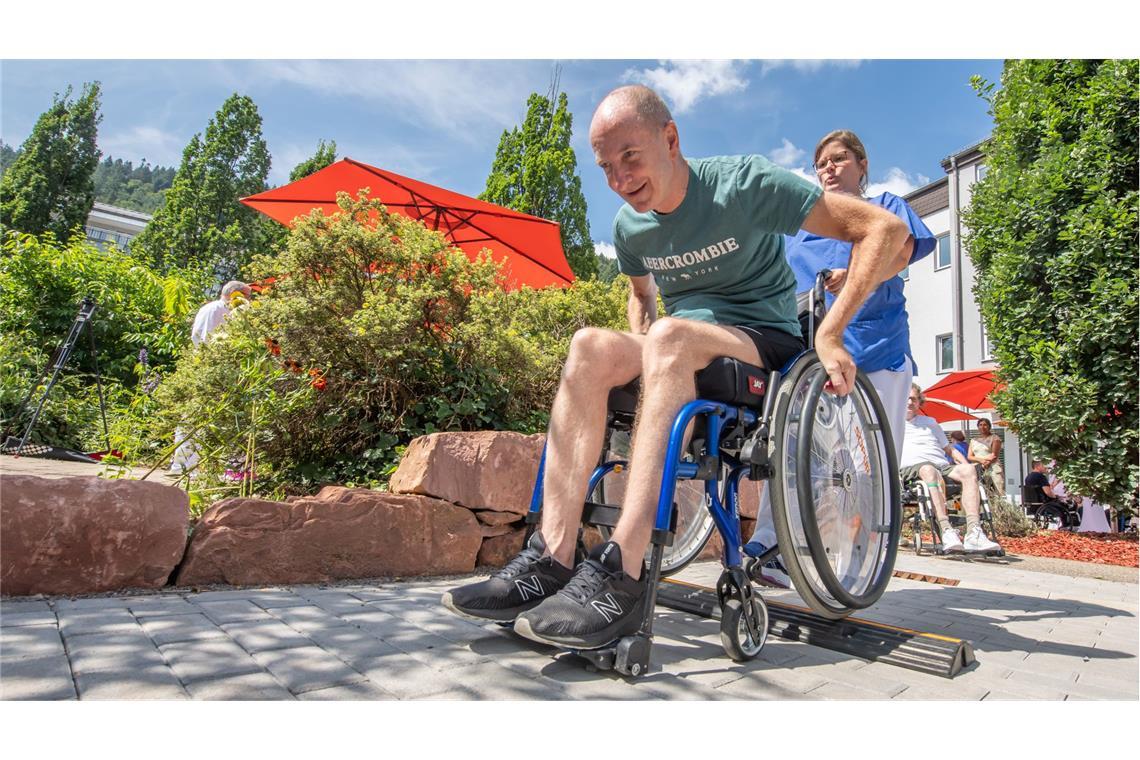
[796,367,901,608]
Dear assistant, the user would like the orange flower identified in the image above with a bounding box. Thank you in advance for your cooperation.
[264,338,281,356]
[283,358,302,374]
[311,377,327,392]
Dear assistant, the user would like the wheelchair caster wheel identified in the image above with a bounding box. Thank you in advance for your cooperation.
[720,596,768,662]
[614,635,651,677]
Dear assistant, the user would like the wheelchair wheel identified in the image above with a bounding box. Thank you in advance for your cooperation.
[596,429,714,576]
[769,352,901,619]
[1038,503,1065,531]
[720,596,767,662]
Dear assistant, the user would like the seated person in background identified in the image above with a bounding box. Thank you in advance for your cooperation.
[901,384,1002,554]
[1024,460,1060,502]
[948,430,970,462]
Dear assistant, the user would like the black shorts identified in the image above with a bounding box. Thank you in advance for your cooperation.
[734,325,805,371]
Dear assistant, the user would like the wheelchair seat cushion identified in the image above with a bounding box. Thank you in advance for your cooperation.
[606,357,771,416]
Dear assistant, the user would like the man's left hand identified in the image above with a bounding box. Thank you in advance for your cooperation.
[815,332,856,396]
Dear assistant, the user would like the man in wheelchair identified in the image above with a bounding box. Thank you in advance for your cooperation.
[442,84,911,650]
[901,384,1003,554]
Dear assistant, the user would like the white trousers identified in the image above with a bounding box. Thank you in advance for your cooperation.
[749,356,913,549]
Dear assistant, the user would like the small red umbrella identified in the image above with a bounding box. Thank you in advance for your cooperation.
[919,399,980,424]
[240,158,575,290]
[923,368,1001,410]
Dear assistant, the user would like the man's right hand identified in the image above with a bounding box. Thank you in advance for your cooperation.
[815,330,856,397]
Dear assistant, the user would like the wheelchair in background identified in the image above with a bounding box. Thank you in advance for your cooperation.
[1020,485,1082,530]
[523,271,902,675]
[904,466,1003,557]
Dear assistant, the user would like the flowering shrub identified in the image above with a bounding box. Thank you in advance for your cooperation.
[138,193,628,496]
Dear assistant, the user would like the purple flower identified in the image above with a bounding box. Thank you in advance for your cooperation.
[138,348,149,366]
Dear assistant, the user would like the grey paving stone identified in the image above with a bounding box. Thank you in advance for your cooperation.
[181,589,262,603]
[183,672,295,700]
[249,645,367,694]
[294,591,370,616]
[57,609,141,638]
[1,599,51,616]
[52,596,133,611]
[803,680,885,699]
[159,638,266,683]
[74,665,188,700]
[245,591,313,610]
[296,680,398,700]
[266,605,353,633]
[892,683,991,700]
[382,629,489,670]
[0,611,58,628]
[431,659,578,700]
[355,650,467,699]
[193,600,274,625]
[66,633,167,676]
[1,624,65,661]
[137,613,226,646]
[0,655,76,700]
[124,597,200,617]
[302,626,402,670]
[222,619,312,653]
[712,666,829,699]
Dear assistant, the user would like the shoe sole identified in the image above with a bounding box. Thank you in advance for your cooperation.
[513,610,643,651]
[440,592,534,624]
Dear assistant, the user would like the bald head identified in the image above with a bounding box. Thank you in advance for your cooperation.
[591,85,673,133]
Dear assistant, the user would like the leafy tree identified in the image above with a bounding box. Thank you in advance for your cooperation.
[0,83,102,242]
[965,59,1138,512]
[92,156,177,213]
[596,253,620,283]
[131,93,273,282]
[289,139,337,182]
[0,141,19,176]
[480,91,597,280]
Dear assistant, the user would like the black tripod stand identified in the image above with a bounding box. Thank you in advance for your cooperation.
[2,295,110,459]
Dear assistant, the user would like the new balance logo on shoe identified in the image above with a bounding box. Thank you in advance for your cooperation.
[591,593,623,623]
[514,576,544,601]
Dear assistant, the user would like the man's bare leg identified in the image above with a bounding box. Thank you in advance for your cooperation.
[609,318,762,577]
[541,328,645,568]
[918,464,951,525]
[947,463,981,519]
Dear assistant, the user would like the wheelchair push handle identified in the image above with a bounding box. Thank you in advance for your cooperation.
[813,269,833,304]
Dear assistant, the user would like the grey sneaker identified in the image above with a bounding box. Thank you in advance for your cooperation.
[441,532,573,622]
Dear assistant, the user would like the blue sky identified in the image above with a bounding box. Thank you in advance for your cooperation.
[0,59,1004,258]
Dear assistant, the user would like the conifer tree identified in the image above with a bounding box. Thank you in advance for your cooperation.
[0,82,102,241]
[481,91,596,280]
[132,93,272,281]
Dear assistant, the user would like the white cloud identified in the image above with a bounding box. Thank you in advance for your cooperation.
[622,60,748,114]
[866,167,931,197]
[99,125,186,167]
[247,60,535,142]
[768,138,805,168]
[759,60,864,76]
[594,241,617,259]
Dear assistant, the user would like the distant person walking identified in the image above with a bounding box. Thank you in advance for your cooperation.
[170,281,251,474]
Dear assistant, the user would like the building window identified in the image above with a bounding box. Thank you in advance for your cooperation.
[935,234,951,271]
[981,323,995,362]
[936,334,955,373]
[977,163,989,181]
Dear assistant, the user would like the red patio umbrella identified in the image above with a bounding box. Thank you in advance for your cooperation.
[240,158,575,290]
[923,368,1001,410]
[919,399,980,424]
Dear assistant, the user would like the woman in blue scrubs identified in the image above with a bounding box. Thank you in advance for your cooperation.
[747,129,935,585]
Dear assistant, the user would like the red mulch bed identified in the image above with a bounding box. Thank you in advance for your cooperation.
[999,531,1138,567]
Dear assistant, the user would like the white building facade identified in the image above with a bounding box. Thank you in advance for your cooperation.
[902,142,1026,497]
[84,202,150,251]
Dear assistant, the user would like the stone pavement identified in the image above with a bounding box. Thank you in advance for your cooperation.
[2,552,1136,700]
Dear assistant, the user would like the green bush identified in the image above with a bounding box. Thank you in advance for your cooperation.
[135,192,628,498]
[0,230,207,448]
[989,496,1037,538]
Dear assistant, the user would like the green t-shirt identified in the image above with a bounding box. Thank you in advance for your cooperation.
[613,155,822,336]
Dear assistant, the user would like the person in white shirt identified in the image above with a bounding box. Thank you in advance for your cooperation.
[901,383,1002,554]
[170,281,251,473]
